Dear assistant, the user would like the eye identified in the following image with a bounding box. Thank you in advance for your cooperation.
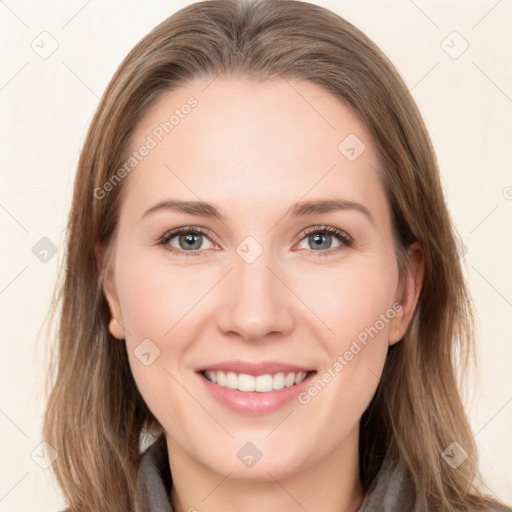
[157,225,353,258]
[157,226,218,257]
[296,225,353,256]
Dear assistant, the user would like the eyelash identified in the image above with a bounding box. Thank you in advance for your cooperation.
[156,225,353,258]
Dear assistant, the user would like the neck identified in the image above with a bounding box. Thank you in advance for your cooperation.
[167,425,364,512]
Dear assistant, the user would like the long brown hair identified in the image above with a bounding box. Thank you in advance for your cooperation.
[42,0,506,510]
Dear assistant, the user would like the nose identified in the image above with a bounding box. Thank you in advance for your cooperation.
[215,253,295,342]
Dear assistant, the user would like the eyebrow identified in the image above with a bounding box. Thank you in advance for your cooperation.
[141,198,374,225]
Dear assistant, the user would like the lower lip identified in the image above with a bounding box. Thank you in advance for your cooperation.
[197,371,316,415]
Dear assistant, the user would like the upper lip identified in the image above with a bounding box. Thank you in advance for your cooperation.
[196,360,315,377]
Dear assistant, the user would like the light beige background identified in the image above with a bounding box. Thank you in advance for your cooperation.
[0,0,511,510]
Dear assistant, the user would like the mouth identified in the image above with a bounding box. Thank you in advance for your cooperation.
[195,362,317,415]
[199,369,316,393]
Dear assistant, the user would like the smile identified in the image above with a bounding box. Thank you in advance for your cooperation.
[202,370,310,393]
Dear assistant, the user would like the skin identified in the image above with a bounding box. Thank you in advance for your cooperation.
[100,78,424,512]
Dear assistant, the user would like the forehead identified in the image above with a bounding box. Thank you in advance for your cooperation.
[122,77,388,223]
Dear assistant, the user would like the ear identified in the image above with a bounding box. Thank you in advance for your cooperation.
[95,242,125,340]
[388,241,424,346]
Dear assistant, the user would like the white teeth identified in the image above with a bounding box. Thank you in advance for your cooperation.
[226,371,237,389]
[254,374,273,392]
[273,373,285,390]
[294,373,305,384]
[216,371,226,386]
[285,373,295,386]
[203,370,309,392]
[238,373,255,392]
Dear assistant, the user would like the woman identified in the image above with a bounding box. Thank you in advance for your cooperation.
[42,0,511,511]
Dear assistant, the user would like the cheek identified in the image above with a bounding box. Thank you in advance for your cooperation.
[113,251,201,393]
[114,255,205,431]
[115,249,208,341]
[311,258,397,411]
[294,255,398,343]
[295,255,397,406]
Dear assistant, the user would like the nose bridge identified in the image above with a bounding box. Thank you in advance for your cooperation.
[215,248,294,341]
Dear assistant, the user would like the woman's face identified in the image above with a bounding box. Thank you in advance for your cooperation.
[102,78,422,480]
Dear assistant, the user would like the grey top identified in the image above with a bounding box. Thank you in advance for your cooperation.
[136,435,511,512]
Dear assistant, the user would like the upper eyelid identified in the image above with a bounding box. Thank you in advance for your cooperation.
[301,225,351,240]
[161,225,217,243]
